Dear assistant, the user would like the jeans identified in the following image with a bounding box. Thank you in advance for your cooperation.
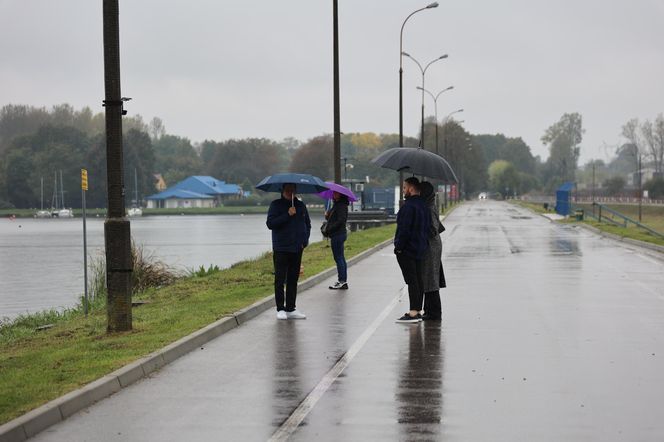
[330,232,347,282]
[273,250,303,312]
[396,253,424,311]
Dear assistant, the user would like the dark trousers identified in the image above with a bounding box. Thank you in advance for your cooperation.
[273,250,303,312]
[396,254,424,311]
[424,291,442,319]
[330,232,347,282]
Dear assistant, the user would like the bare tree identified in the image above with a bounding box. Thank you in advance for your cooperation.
[148,116,166,141]
[622,116,664,175]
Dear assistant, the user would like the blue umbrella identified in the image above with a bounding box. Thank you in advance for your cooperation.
[255,173,328,194]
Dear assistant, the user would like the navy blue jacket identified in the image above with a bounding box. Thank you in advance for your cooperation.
[394,195,430,259]
[267,196,311,253]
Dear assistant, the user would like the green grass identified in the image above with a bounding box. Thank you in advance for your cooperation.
[573,203,664,233]
[511,200,552,215]
[0,224,396,425]
[512,200,664,247]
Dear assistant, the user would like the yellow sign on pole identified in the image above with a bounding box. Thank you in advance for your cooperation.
[81,169,88,191]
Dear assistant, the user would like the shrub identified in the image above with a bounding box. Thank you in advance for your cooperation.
[645,177,664,199]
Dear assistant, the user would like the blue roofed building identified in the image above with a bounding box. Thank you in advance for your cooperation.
[146,176,243,209]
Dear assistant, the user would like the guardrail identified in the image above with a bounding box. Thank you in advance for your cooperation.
[574,202,664,239]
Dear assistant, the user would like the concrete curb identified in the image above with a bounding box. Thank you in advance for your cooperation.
[0,236,394,442]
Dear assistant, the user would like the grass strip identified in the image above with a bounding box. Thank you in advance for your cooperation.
[0,224,396,424]
[512,200,664,247]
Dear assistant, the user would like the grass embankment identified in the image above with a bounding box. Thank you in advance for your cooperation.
[513,200,664,247]
[0,224,396,425]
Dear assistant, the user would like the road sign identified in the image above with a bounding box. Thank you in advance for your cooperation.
[81,169,88,191]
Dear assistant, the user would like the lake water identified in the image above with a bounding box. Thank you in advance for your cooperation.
[0,214,324,320]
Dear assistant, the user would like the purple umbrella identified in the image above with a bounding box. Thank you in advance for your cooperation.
[317,182,358,202]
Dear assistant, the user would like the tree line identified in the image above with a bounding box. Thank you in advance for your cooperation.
[2,103,663,209]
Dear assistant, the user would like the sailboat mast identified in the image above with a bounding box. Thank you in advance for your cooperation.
[134,168,139,206]
[60,170,66,208]
[53,172,58,210]
[40,177,44,211]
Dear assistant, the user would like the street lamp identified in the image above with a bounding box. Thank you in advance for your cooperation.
[333,0,341,184]
[398,2,438,205]
[342,157,354,181]
[417,85,454,154]
[399,2,439,147]
[403,52,448,148]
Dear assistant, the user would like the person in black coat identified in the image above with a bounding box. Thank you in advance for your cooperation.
[324,192,349,290]
[420,181,446,321]
[266,183,311,320]
[394,177,431,323]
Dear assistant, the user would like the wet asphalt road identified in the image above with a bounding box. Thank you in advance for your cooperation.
[32,201,664,441]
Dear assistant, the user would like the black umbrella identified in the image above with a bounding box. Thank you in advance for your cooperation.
[255,173,327,194]
[371,146,458,183]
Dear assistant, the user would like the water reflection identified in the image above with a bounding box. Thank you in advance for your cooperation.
[396,323,444,440]
[548,228,581,256]
[271,321,302,428]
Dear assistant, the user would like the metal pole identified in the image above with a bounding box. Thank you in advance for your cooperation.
[103,0,132,332]
[82,179,88,316]
[420,71,425,148]
[443,134,448,209]
[638,153,642,222]
[592,161,596,218]
[333,0,341,184]
[434,102,439,154]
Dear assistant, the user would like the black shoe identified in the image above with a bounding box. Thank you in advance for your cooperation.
[396,313,422,323]
[329,281,349,290]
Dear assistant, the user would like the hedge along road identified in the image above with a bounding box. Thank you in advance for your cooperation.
[31,201,664,441]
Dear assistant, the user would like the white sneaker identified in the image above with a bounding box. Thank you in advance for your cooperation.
[276,310,288,320]
[286,310,306,320]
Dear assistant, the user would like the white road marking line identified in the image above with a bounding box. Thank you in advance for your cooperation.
[268,286,406,442]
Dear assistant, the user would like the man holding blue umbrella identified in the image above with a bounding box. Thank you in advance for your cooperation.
[265,182,312,320]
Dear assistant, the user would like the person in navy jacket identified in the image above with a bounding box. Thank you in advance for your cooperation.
[394,177,431,323]
[266,183,311,320]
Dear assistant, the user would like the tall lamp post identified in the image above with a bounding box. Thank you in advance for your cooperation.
[402,52,448,148]
[333,0,341,184]
[398,2,438,203]
[417,85,454,154]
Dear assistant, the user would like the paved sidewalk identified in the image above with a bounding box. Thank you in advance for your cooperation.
[33,201,664,441]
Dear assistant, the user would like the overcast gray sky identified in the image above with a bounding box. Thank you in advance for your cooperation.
[1,0,663,163]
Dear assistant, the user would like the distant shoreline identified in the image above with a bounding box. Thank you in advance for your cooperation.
[1,205,326,218]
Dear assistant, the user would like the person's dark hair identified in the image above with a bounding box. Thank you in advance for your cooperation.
[420,181,435,203]
[404,176,420,190]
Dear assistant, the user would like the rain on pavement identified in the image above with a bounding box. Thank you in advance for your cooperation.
[33,201,664,441]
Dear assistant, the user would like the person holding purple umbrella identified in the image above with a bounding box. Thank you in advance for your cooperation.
[323,191,350,290]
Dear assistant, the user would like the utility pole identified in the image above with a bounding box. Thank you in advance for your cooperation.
[103,0,132,332]
[333,0,341,184]
[592,161,596,218]
[638,152,642,222]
